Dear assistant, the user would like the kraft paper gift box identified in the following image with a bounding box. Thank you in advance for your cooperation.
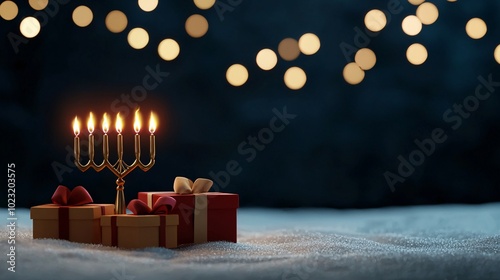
[101,196,179,249]
[30,185,114,244]
[101,214,179,249]
[137,177,239,245]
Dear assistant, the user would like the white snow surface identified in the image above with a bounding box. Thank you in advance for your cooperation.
[1,204,499,280]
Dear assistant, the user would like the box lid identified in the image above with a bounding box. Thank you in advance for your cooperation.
[139,192,239,209]
[101,214,179,227]
[30,204,114,220]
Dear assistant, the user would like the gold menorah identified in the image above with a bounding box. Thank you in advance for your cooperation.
[73,110,156,214]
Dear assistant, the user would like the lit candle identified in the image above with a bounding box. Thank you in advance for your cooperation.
[73,116,80,161]
[134,109,141,158]
[102,113,109,159]
[149,112,156,159]
[87,112,95,161]
[116,113,123,161]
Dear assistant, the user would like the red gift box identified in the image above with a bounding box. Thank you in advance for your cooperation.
[138,191,238,245]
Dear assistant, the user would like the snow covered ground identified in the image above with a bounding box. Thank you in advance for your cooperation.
[1,204,499,280]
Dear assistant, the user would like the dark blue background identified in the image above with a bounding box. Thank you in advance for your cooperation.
[2,0,500,208]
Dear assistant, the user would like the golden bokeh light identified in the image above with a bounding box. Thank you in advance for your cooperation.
[416,2,439,25]
[20,17,41,38]
[408,0,425,5]
[284,67,307,90]
[72,6,93,28]
[364,9,387,32]
[128,28,149,49]
[185,14,209,38]
[0,1,18,21]
[298,33,320,55]
[158,38,180,61]
[406,43,428,65]
[105,10,128,33]
[29,0,48,11]
[138,0,158,12]
[226,64,248,87]
[278,38,300,61]
[256,48,278,71]
[194,0,216,10]
[402,15,422,36]
[447,0,457,2]
[466,18,487,39]
[354,48,376,70]
[494,45,500,64]
[343,62,365,85]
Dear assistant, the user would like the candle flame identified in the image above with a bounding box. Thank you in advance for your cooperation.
[87,112,95,134]
[116,113,123,134]
[73,116,80,136]
[134,109,141,133]
[102,113,110,134]
[149,112,157,134]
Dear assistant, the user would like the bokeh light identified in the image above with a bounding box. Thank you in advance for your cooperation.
[20,17,41,38]
[127,28,149,49]
[72,6,93,28]
[494,45,500,64]
[406,43,428,65]
[364,9,387,32]
[185,14,209,38]
[194,0,216,10]
[226,64,248,87]
[402,15,422,36]
[284,67,307,90]
[256,49,278,71]
[298,33,320,55]
[138,0,158,12]
[416,3,439,25]
[158,39,180,61]
[29,0,48,11]
[354,48,376,70]
[105,10,128,33]
[343,62,365,85]
[0,1,18,21]
[408,0,425,5]
[278,38,300,61]
[466,18,487,39]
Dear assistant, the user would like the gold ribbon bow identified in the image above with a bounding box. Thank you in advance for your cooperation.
[173,177,213,194]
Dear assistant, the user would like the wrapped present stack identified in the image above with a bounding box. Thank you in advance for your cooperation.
[31,177,239,249]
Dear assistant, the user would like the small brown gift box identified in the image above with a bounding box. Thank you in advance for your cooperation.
[101,214,179,249]
[30,204,114,244]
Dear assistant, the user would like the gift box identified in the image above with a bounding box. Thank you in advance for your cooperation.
[138,177,238,245]
[30,185,114,244]
[101,214,179,249]
[101,196,179,249]
[30,203,114,244]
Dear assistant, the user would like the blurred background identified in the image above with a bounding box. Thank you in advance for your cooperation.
[2,0,500,208]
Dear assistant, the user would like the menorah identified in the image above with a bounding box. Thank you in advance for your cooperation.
[72,110,156,214]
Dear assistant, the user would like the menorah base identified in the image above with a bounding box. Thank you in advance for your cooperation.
[115,178,126,214]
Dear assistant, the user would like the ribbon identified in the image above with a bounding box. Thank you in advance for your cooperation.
[173,177,213,194]
[51,185,93,240]
[127,196,176,215]
[173,177,212,243]
[51,185,93,206]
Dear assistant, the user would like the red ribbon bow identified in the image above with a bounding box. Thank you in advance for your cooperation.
[127,196,176,215]
[51,185,93,206]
